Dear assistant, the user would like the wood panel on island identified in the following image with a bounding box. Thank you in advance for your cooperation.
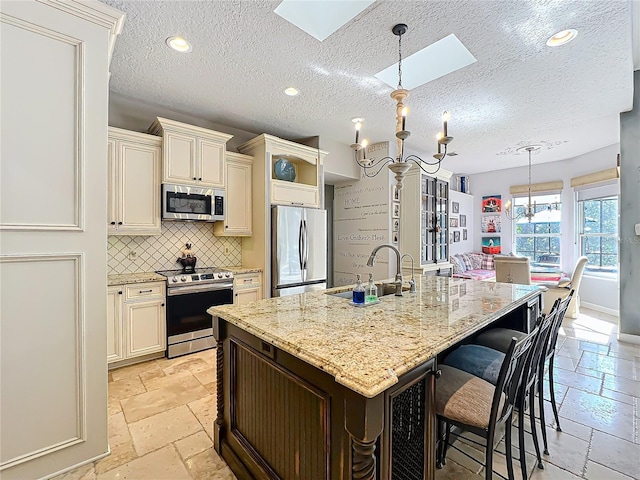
[208,276,543,479]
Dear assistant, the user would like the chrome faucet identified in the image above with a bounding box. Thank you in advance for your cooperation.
[367,244,404,296]
[401,253,417,293]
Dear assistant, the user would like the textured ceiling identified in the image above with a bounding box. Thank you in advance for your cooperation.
[102,0,634,174]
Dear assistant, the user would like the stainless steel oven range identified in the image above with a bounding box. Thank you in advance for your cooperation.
[156,267,234,358]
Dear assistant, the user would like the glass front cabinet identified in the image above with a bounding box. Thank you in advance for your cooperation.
[399,166,452,274]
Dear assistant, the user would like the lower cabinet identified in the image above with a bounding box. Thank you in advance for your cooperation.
[233,272,263,305]
[108,281,166,365]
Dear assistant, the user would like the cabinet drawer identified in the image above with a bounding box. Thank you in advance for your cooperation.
[234,272,262,289]
[271,181,318,207]
[125,282,165,301]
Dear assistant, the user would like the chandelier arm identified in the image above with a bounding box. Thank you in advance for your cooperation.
[403,154,443,167]
[410,158,443,176]
[354,153,395,177]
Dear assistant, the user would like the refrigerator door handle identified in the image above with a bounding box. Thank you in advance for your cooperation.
[298,220,304,270]
[303,220,309,269]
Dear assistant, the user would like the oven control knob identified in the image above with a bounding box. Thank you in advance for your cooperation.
[180,276,187,282]
[171,277,178,283]
[225,272,231,278]
[217,273,223,278]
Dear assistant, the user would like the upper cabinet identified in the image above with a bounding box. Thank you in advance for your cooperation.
[238,134,327,208]
[399,166,452,272]
[108,127,162,235]
[148,117,233,188]
[214,152,253,236]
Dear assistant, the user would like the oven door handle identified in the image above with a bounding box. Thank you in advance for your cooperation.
[167,283,234,296]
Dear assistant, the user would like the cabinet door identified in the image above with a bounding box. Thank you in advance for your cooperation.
[125,299,166,358]
[271,181,319,207]
[118,142,161,235]
[107,286,124,363]
[197,137,225,187]
[234,287,261,305]
[107,138,118,233]
[224,159,252,235]
[163,131,196,184]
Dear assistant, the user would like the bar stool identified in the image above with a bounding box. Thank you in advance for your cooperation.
[442,308,556,479]
[435,326,538,480]
[474,292,573,454]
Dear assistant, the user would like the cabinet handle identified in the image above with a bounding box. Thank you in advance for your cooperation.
[235,293,238,297]
[225,225,228,229]
[118,222,123,225]
[198,177,202,181]
[110,221,116,225]
[431,369,442,379]
[193,177,197,180]
[243,279,253,284]
[118,291,123,295]
[161,303,165,307]
[139,289,153,294]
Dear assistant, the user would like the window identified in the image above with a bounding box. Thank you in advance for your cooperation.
[578,196,618,274]
[513,194,561,270]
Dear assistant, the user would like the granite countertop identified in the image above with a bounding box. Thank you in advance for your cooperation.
[108,272,166,286]
[208,276,542,398]
[223,267,263,275]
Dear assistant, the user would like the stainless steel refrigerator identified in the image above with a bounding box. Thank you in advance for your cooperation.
[272,205,327,297]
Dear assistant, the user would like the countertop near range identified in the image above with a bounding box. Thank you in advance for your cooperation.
[108,272,166,286]
[208,276,542,398]
[223,266,263,275]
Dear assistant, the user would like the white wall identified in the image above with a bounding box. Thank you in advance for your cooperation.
[333,142,395,286]
[449,190,475,255]
[469,144,620,312]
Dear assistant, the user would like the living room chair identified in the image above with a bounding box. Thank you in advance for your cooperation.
[541,256,587,319]
[494,256,531,285]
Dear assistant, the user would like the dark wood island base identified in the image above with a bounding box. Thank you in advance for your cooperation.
[208,277,541,480]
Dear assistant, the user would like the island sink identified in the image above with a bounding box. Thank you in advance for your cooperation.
[327,283,410,299]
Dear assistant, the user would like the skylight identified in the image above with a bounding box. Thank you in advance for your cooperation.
[274,0,375,42]
[374,34,477,90]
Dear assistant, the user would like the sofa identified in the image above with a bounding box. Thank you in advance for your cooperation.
[450,253,496,281]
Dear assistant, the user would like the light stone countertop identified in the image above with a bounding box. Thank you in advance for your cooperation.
[208,276,543,398]
[108,272,166,286]
[223,267,263,275]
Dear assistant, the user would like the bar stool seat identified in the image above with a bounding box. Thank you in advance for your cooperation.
[475,328,528,353]
[442,344,505,385]
[436,365,504,429]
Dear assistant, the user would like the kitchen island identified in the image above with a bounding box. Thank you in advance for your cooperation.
[208,276,542,480]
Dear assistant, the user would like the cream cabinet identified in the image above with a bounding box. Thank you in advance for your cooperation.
[238,135,327,297]
[233,272,263,305]
[149,117,233,188]
[108,281,166,365]
[108,127,162,235]
[399,166,453,274]
[239,134,326,208]
[214,152,253,236]
[107,286,124,363]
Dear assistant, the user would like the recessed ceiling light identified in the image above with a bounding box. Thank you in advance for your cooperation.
[546,29,578,47]
[283,87,300,96]
[166,36,192,53]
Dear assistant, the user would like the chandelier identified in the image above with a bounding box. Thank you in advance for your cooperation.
[350,24,454,189]
[504,145,540,222]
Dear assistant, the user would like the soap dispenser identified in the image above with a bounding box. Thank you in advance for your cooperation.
[365,273,378,304]
[352,274,365,304]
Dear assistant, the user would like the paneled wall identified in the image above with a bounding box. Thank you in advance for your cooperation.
[108,222,241,274]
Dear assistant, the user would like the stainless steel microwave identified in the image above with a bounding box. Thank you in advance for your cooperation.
[162,183,224,222]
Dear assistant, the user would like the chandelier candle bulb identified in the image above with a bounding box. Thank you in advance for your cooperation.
[355,122,361,144]
[442,111,450,137]
[361,139,368,160]
[401,107,407,131]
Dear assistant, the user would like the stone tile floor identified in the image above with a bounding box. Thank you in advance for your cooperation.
[436,308,639,480]
[54,307,638,480]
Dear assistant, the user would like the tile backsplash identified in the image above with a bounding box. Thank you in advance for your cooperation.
[108,222,242,274]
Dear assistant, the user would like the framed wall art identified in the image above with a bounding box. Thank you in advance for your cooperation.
[460,214,466,227]
[481,215,501,233]
[450,217,459,228]
[482,195,502,213]
[452,201,459,213]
